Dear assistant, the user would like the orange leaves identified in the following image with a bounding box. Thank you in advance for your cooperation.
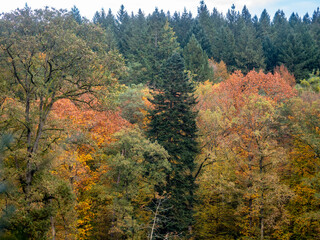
[196,69,296,117]
[218,70,296,109]
[50,97,130,239]
[195,69,296,238]
[274,65,296,87]
[52,98,130,146]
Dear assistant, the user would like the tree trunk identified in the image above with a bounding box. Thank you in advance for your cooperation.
[51,216,56,240]
[149,198,162,240]
[259,156,264,240]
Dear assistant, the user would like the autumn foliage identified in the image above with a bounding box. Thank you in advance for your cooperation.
[194,69,302,238]
[1,5,320,239]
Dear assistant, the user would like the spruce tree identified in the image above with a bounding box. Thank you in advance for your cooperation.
[148,53,198,237]
[92,8,118,51]
[123,9,150,84]
[197,1,214,57]
[271,10,290,68]
[146,17,181,86]
[185,20,212,57]
[234,18,266,73]
[279,25,318,81]
[226,4,240,33]
[183,34,212,82]
[311,8,320,69]
[93,8,116,31]
[212,26,236,71]
[257,9,271,39]
[70,5,82,24]
[311,7,320,48]
[115,5,130,57]
[170,9,194,49]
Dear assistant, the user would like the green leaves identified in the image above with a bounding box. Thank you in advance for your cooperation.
[104,127,170,238]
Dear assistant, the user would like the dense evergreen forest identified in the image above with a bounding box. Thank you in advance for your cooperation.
[0,1,319,239]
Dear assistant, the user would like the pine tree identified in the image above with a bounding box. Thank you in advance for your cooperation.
[170,9,194,49]
[311,7,320,48]
[279,26,318,81]
[275,13,318,81]
[271,10,290,68]
[212,25,236,71]
[257,9,271,39]
[183,34,212,82]
[257,9,276,72]
[148,53,198,237]
[311,8,320,68]
[115,5,130,57]
[122,9,150,84]
[241,5,252,25]
[93,8,116,31]
[303,13,311,24]
[197,1,214,57]
[234,17,265,73]
[262,36,278,72]
[185,20,212,57]
[92,8,118,51]
[146,17,181,86]
[71,5,82,24]
[211,7,225,28]
[226,4,240,33]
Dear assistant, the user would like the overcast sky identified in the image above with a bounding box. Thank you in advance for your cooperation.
[1,0,319,20]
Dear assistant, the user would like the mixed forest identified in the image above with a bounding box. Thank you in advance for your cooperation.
[0,1,320,239]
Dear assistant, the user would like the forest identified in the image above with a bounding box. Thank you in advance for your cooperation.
[0,1,319,239]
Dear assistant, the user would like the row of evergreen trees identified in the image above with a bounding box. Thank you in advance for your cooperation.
[71,1,320,83]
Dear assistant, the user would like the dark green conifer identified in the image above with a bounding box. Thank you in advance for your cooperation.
[146,13,181,86]
[257,9,271,38]
[234,16,265,73]
[170,9,194,48]
[226,4,240,32]
[279,25,318,81]
[211,26,236,71]
[185,20,212,57]
[148,53,198,237]
[93,8,116,31]
[183,34,212,82]
[71,5,82,24]
[115,5,130,56]
[123,9,150,84]
[197,1,214,57]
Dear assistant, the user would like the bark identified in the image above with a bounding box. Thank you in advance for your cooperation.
[51,216,56,240]
[149,198,162,240]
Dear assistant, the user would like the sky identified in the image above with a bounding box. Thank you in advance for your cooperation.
[1,0,319,20]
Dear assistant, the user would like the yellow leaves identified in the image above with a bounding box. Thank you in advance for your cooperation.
[208,59,229,83]
[37,52,47,61]
[77,153,93,164]
[50,94,131,239]
[76,199,94,240]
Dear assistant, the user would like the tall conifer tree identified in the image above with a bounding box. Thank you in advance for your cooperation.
[183,34,212,82]
[148,53,198,237]
[70,5,82,24]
